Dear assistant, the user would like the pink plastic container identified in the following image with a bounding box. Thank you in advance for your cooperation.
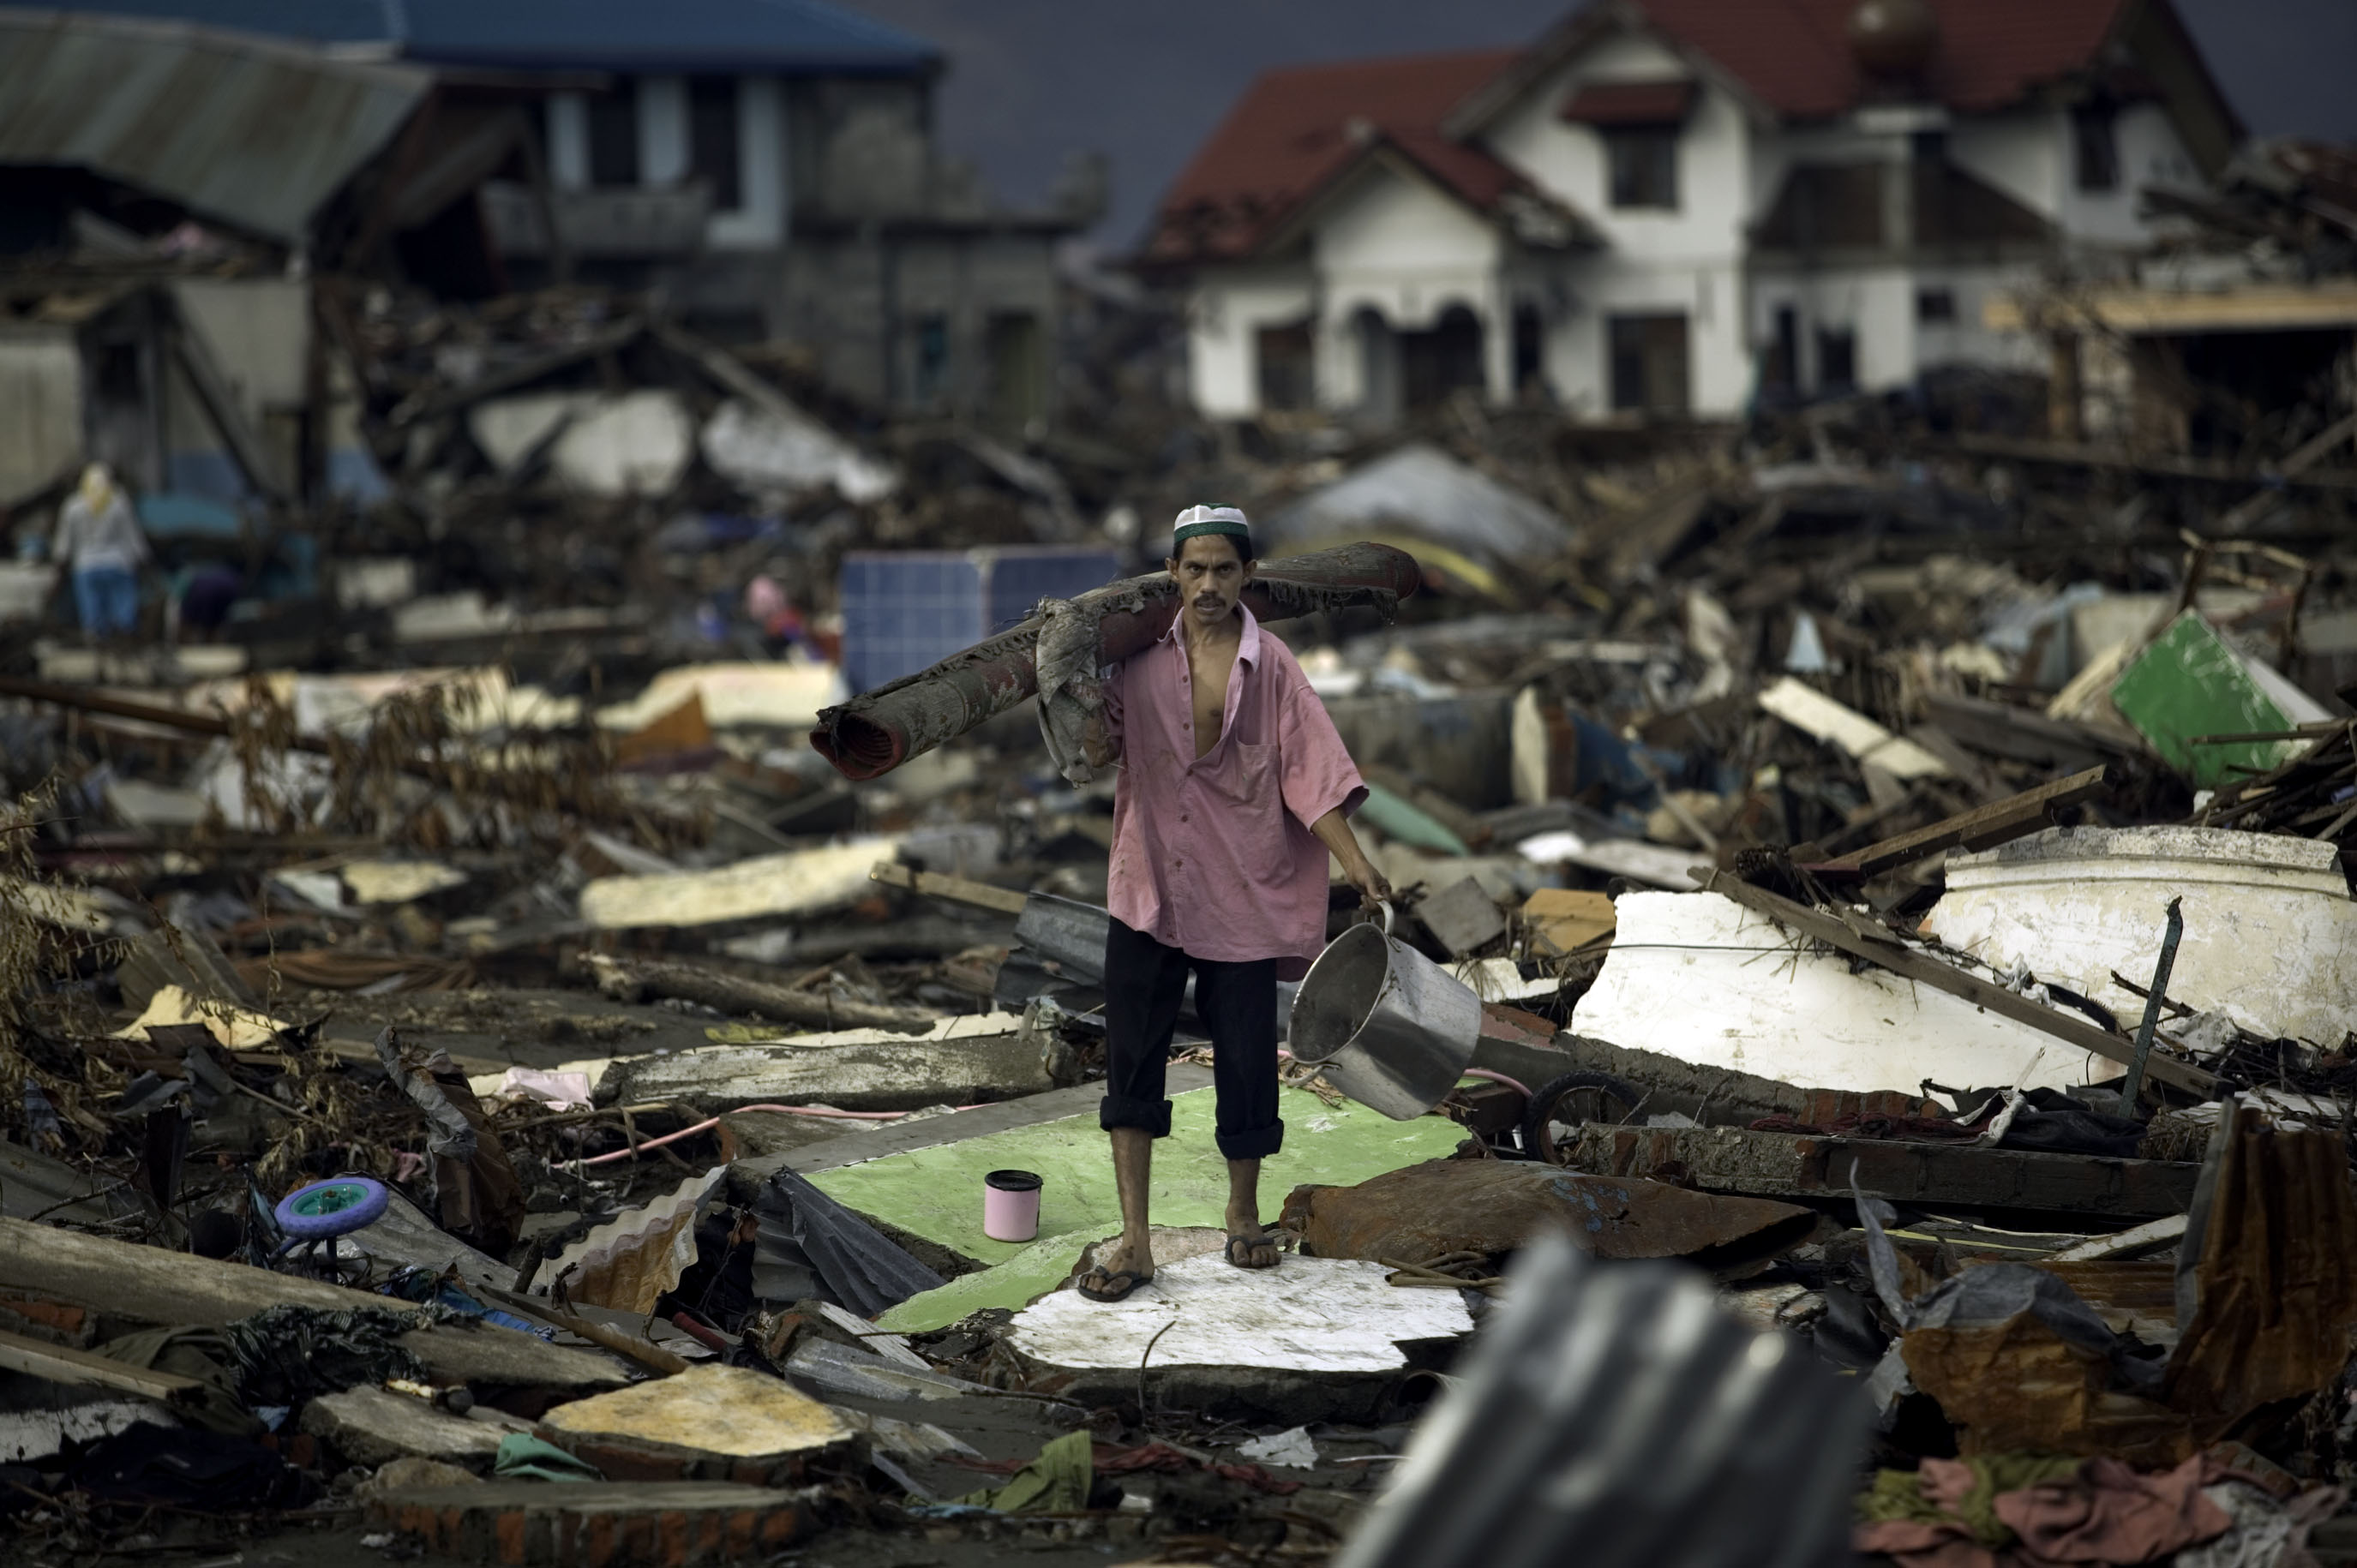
[983,1169,1042,1242]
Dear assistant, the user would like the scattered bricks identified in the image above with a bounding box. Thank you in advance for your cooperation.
[0,1291,91,1343]
[367,1481,809,1567]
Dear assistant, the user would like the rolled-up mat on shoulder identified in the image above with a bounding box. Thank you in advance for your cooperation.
[808,542,1422,781]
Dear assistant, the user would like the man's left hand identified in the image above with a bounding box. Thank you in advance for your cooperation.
[1343,856,1391,911]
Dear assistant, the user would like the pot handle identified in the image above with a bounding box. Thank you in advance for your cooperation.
[1376,899,1394,938]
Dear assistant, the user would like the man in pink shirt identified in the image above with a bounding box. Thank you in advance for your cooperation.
[1076,505,1389,1302]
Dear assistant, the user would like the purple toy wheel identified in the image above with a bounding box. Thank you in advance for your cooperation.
[273,1176,389,1239]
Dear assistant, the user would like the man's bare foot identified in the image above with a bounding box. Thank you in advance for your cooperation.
[1224,1206,1280,1269]
[1077,1237,1155,1302]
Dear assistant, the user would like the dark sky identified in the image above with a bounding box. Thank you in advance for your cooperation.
[849,0,2357,248]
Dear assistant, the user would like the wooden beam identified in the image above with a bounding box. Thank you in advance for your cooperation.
[867,860,1028,916]
[1820,765,2108,877]
[2048,1212,2188,1262]
[1568,1124,2198,1221]
[0,1324,204,1403]
[1694,870,2216,1095]
[0,674,330,754]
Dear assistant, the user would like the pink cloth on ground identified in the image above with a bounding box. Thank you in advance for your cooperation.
[1857,1455,2234,1568]
[1102,606,1364,980]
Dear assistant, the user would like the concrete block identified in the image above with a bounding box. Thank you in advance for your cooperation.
[537,1365,851,1486]
[303,1385,506,1469]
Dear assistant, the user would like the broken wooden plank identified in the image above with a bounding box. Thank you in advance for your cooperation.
[0,1218,627,1391]
[581,952,938,1035]
[1566,1123,2198,1221]
[1757,677,1949,780]
[1921,691,2126,773]
[2048,1213,2188,1263]
[1694,871,2215,1095]
[0,1324,204,1403]
[1820,765,2108,877]
[0,674,330,754]
[579,840,893,929]
[597,1013,1051,1114]
[868,859,1028,916]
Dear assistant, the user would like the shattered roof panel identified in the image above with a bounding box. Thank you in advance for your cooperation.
[0,8,429,242]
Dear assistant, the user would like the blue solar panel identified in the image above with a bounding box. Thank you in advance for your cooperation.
[837,548,1121,695]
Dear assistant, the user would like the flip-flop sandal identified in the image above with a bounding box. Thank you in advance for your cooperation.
[1077,1267,1152,1303]
[1224,1232,1282,1270]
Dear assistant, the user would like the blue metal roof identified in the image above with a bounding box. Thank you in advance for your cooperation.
[21,0,940,74]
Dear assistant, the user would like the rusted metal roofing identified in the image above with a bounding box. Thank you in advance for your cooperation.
[0,8,431,242]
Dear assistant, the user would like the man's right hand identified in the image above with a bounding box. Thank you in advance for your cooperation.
[1081,714,1119,769]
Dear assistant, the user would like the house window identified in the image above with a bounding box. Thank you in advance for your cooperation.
[1255,320,1314,410]
[587,87,640,188]
[1816,325,1857,391]
[2072,105,2119,192]
[1512,302,1545,398]
[914,314,950,403]
[1916,287,1957,324]
[1761,305,1799,395]
[689,77,743,211]
[1605,127,1679,211]
[1608,313,1690,414]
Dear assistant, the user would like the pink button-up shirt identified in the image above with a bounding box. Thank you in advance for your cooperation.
[1103,607,1366,979]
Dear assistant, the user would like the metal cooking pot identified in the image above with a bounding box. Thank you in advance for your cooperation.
[1288,903,1483,1120]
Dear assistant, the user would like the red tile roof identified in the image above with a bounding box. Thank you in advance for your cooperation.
[1634,0,2135,119]
[1143,50,1526,266]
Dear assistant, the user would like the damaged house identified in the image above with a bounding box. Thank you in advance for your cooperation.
[1144,0,2242,422]
[24,0,1102,422]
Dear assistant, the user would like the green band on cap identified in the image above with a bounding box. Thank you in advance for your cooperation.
[1173,518,1250,543]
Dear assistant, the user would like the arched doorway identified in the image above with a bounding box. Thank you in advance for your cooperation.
[1352,305,1400,423]
[1400,303,1485,412]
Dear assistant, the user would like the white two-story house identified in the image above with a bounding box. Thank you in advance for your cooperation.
[1143,0,2242,422]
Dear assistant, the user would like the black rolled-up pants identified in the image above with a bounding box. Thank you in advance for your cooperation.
[1097,917,1284,1162]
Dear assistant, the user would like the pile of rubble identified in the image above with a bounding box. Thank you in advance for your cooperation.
[2,200,2357,1563]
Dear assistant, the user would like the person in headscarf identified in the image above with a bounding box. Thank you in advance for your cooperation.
[51,464,149,642]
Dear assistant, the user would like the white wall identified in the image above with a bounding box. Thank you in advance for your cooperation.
[1947,108,2059,224]
[547,93,589,190]
[1751,258,2045,393]
[1314,163,1504,328]
[1186,267,1316,417]
[711,78,786,249]
[2057,101,2198,250]
[640,77,690,186]
[1544,256,1747,415]
[544,77,789,249]
[1480,28,1754,417]
[0,326,81,501]
[1485,35,1753,267]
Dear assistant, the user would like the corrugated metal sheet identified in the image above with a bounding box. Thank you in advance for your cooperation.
[0,9,430,242]
[27,0,940,74]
